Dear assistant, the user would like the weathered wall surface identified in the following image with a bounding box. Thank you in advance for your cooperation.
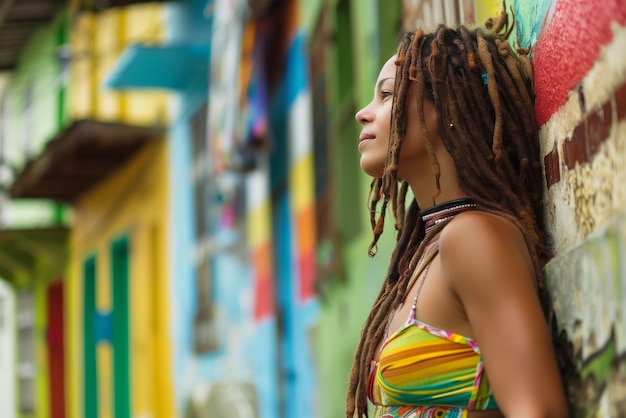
[516,0,626,416]
[0,279,16,418]
[546,213,626,417]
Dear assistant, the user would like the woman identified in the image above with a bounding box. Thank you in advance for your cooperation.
[346,20,569,418]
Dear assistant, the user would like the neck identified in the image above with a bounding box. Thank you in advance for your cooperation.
[420,198,477,233]
[404,138,467,210]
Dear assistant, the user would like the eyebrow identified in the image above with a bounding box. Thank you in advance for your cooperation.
[377,77,395,91]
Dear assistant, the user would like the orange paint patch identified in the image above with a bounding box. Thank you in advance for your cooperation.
[296,205,315,253]
[252,242,275,319]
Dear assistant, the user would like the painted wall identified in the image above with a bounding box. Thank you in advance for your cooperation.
[546,213,626,417]
[0,12,67,228]
[0,11,70,418]
[63,5,174,418]
[266,26,319,418]
[514,0,626,415]
[69,3,169,125]
[162,1,270,417]
[67,139,172,418]
[8,266,67,418]
[0,279,16,418]
[166,0,319,416]
[3,14,64,167]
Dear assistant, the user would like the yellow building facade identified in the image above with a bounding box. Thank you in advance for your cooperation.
[67,139,173,418]
[64,4,174,418]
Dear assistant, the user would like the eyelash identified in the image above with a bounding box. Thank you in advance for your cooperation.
[381,90,393,100]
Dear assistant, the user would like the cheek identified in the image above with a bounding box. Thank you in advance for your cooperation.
[402,100,439,152]
[423,101,439,135]
[397,122,431,173]
[382,105,392,127]
[401,115,423,155]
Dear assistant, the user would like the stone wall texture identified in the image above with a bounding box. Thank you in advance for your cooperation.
[518,0,626,416]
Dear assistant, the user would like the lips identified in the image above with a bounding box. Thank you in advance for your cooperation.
[358,133,374,151]
[359,133,375,142]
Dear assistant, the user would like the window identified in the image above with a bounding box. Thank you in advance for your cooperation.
[0,98,9,227]
[23,83,34,159]
[0,97,5,169]
[309,6,346,290]
[17,289,36,413]
[191,103,219,353]
[402,0,474,30]
[331,0,362,240]
[0,297,4,330]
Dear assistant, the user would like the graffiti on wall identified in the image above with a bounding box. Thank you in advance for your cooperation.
[512,0,554,51]
[515,0,626,126]
[515,1,626,416]
[545,212,626,417]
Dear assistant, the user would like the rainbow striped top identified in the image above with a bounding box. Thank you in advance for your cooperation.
[368,246,498,417]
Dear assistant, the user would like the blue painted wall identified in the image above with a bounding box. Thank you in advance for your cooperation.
[164,1,320,416]
[165,1,280,417]
[268,30,319,418]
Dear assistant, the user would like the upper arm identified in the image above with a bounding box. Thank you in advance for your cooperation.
[440,212,568,417]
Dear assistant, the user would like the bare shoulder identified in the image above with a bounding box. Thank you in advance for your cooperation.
[437,211,534,291]
[438,210,528,256]
[437,211,568,417]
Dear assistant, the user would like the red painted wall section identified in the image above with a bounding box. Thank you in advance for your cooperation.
[253,241,275,320]
[47,281,66,418]
[533,0,626,126]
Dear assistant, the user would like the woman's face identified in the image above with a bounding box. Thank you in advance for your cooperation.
[355,55,439,180]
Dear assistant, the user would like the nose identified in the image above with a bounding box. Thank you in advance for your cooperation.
[355,104,372,125]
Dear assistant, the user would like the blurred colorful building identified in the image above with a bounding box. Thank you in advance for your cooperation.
[0,2,173,418]
[0,0,625,418]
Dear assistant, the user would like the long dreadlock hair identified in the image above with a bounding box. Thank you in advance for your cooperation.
[346,13,552,418]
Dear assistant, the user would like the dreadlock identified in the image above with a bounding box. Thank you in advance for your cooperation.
[346,13,551,418]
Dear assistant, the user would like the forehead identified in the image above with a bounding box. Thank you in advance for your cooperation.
[377,55,398,81]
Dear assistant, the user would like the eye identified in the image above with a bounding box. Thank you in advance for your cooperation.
[381,90,393,100]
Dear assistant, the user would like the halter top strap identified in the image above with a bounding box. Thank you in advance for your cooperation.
[408,241,440,321]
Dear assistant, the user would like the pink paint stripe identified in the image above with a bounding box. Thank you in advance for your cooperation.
[298,251,316,301]
[533,0,626,126]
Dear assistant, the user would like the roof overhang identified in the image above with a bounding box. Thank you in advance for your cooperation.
[105,43,211,90]
[78,0,168,12]
[10,119,165,203]
[0,226,68,284]
[0,0,66,71]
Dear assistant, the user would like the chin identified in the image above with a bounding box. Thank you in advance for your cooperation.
[360,161,384,178]
[360,150,387,176]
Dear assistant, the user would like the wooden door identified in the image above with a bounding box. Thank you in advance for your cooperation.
[47,281,66,418]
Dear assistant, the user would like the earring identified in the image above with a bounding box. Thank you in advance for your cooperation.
[449,123,454,128]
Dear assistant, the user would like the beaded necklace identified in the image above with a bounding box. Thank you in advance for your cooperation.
[421,198,477,233]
